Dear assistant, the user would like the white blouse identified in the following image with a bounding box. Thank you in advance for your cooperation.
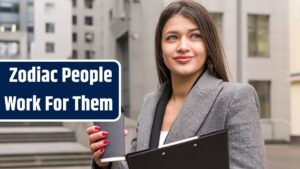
[158,131,169,148]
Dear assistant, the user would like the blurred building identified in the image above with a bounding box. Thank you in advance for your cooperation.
[71,0,100,59]
[71,0,163,117]
[71,0,119,60]
[0,1,88,168]
[289,0,300,143]
[0,0,72,60]
[31,0,72,59]
[96,0,294,142]
[0,0,31,59]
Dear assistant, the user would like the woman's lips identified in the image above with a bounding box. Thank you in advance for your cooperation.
[174,56,193,64]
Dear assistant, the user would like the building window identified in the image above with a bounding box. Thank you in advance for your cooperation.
[85,16,93,26]
[249,80,271,118]
[45,3,55,14]
[0,2,19,13]
[85,50,95,59]
[116,32,130,115]
[72,33,77,43]
[85,0,94,9]
[27,0,34,6]
[72,15,77,25]
[27,1,34,24]
[0,41,20,58]
[85,32,94,43]
[72,0,76,7]
[72,50,77,59]
[27,26,34,33]
[211,13,223,40]
[45,23,55,33]
[0,23,19,32]
[248,14,269,57]
[109,9,113,21]
[45,42,55,53]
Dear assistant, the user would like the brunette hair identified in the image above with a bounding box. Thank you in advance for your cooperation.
[155,0,229,85]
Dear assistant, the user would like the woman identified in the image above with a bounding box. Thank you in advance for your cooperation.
[87,1,267,169]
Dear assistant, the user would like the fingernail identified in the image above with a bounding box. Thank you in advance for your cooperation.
[99,148,104,153]
[102,131,108,136]
[103,139,109,145]
[95,126,100,131]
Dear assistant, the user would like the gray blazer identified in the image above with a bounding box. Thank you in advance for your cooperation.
[95,71,267,169]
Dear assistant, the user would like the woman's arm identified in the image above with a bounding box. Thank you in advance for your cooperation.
[226,84,267,169]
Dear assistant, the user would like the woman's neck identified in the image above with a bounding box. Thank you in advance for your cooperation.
[170,71,202,101]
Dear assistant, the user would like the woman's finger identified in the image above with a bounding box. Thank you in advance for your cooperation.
[86,126,101,135]
[93,148,110,167]
[93,147,105,162]
[90,139,110,153]
[124,129,129,136]
[89,131,108,144]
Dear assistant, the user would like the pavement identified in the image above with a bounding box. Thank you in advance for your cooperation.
[266,144,300,169]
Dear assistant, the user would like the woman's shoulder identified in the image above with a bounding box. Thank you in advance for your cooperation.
[217,82,260,123]
[220,82,259,110]
[143,89,162,102]
[143,91,156,100]
[221,81,257,97]
[142,83,168,102]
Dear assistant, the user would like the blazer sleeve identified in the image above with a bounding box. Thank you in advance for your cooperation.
[225,84,267,169]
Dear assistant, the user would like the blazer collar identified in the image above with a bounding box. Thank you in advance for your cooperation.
[136,70,224,150]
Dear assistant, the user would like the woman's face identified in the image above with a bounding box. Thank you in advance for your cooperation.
[161,14,207,79]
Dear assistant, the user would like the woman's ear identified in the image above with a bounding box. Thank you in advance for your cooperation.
[161,54,165,61]
[206,55,215,75]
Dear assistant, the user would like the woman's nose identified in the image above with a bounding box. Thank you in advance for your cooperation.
[177,38,190,53]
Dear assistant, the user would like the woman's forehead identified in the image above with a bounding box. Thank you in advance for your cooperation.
[163,14,200,33]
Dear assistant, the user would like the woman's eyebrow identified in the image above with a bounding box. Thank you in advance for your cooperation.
[164,30,178,34]
[165,28,200,33]
[163,28,200,34]
[189,28,200,32]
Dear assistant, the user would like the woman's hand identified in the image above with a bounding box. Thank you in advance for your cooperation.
[86,125,129,168]
[87,126,110,168]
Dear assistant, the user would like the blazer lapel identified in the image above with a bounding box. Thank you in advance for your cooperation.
[136,71,224,150]
[136,86,164,151]
[165,71,223,144]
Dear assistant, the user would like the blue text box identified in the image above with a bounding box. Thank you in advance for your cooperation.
[0,60,121,121]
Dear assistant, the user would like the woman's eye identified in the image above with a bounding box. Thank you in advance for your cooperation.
[166,35,177,40]
[191,33,202,39]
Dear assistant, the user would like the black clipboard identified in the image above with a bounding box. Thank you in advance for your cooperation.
[126,129,229,169]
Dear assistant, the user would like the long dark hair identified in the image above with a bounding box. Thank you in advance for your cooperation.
[155,0,229,85]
